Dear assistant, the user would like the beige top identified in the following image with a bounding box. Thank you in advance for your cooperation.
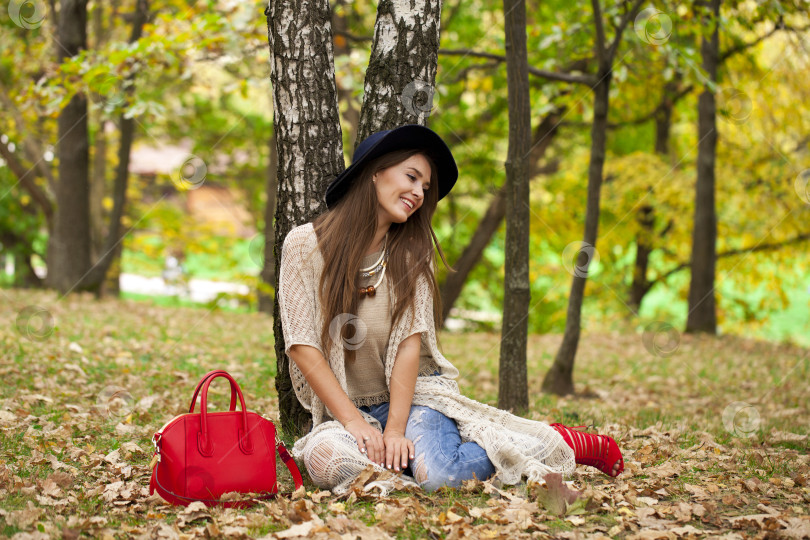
[345,248,440,407]
[278,222,574,493]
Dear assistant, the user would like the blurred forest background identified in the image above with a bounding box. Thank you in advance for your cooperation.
[2,0,809,347]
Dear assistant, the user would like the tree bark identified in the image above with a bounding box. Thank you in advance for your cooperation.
[686,0,720,334]
[355,0,442,142]
[498,0,531,413]
[46,0,91,294]
[267,0,343,437]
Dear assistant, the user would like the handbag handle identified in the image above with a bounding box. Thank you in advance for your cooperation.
[198,372,252,456]
[189,370,238,413]
[153,439,304,506]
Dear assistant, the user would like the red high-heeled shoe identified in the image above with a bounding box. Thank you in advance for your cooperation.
[550,423,624,477]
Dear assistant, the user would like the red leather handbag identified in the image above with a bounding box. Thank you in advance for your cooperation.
[148,369,303,508]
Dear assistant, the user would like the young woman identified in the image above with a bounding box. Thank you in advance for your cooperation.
[277,124,624,494]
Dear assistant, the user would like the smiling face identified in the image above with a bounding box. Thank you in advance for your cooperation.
[373,153,433,228]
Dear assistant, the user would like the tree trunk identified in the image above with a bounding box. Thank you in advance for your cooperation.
[89,1,109,264]
[355,0,442,142]
[267,0,343,437]
[440,109,563,324]
[542,71,611,396]
[90,120,108,264]
[258,131,278,315]
[686,0,720,334]
[628,203,654,314]
[46,0,91,294]
[81,0,148,296]
[497,0,531,413]
[541,0,644,395]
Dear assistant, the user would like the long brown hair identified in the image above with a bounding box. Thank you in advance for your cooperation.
[311,148,454,363]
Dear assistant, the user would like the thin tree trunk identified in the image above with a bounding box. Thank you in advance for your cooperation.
[542,0,645,395]
[542,73,610,396]
[628,75,680,314]
[90,120,108,263]
[355,0,442,142]
[686,0,720,334]
[497,0,531,413]
[440,109,563,323]
[81,0,148,295]
[89,1,109,264]
[628,203,654,314]
[47,0,91,294]
[267,0,343,437]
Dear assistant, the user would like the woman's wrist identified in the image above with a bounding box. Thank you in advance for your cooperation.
[340,411,366,428]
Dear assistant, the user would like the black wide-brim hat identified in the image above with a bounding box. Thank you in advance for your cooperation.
[324,124,458,209]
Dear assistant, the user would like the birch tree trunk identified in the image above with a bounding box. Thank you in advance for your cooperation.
[267,0,344,436]
[355,0,443,142]
[497,0,531,413]
[686,0,720,334]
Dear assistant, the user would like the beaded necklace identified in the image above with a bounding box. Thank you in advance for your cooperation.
[358,233,388,298]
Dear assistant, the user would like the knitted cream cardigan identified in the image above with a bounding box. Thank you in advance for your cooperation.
[278,222,575,492]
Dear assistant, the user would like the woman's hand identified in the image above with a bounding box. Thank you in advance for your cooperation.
[382,430,414,472]
[344,418,384,466]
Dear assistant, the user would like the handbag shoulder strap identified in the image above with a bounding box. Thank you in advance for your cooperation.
[276,441,304,490]
[154,440,304,505]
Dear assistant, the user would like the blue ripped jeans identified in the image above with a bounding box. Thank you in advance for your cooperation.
[358,401,496,491]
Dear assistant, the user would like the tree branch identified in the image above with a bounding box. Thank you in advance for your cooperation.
[561,83,695,128]
[591,0,606,66]
[438,48,596,85]
[649,232,810,291]
[0,142,54,230]
[607,0,646,60]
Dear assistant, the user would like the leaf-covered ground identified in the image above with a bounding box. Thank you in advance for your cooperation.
[1,288,808,539]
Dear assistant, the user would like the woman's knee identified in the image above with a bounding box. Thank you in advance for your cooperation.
[302,430,366,489]
[414,457,495,492]
[411,442,496,492]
